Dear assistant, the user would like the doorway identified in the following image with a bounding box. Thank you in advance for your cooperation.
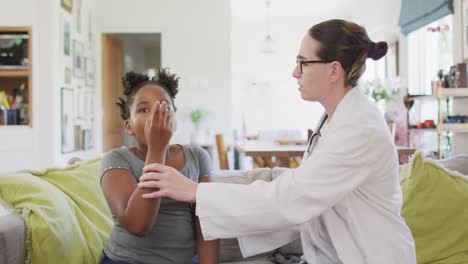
[101,33,161,151]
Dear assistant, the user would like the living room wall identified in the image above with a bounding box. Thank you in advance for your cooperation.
[0,0,100,173]
[0,0,55,172]
[230,0,402,137]
[96,0,232,147]
[0,0,231,172]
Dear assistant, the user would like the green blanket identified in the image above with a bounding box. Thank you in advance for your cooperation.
[0,158,113,264]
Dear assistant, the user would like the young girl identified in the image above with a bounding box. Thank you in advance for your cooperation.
[100,69,219,264]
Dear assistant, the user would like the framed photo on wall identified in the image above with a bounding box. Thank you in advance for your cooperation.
[88,8,94,51]
[64,19,70,56]
[463,0,468,60]
[75,85,84,120]
[65,67,71,84]
[85,58,95,87]
[84,88,95,116]
[75,0,82,34]
[61,0,73,13]
[73,40,84,78]
[83,129,94,150]
[61,87,75,153]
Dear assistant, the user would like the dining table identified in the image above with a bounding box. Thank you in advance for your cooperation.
[237,140,417,168]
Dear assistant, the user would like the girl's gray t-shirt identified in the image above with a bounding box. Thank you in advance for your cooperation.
[100,144,213,264]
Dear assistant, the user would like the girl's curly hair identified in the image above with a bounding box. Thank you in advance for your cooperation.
[116,68,180,120]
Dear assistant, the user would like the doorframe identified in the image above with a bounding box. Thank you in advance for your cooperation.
[96,27,166,152]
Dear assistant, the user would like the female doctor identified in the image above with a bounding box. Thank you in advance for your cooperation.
[138,19,416,264]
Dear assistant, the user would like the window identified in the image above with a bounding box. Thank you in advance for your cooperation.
[408,15,453,96]
[407,15,453,155]
[407,15,453,124]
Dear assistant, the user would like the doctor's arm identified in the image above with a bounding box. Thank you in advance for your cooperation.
[139,128,374,238]
[195,176,220,264]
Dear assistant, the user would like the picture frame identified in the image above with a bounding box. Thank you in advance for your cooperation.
[463,0,468,60]
[64,19,70,56]
[73,40,84,78]
[61,87,75,153]
[84,89,95,116]
[75,85,84,120]
[88,8,94,51]
[75,0,82,34]
[61,0,73,13]
[83,129,94,150]
[85,58,95,87]
[65,67,71,84]
[385,41,399,78]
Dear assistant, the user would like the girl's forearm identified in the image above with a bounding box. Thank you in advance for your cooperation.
[122,149,166,236]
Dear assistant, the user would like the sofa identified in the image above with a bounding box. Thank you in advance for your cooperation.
[1,152,468,264]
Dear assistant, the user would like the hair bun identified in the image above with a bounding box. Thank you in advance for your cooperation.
[153,68,180,98]
[122,71,150,96]
[367,41,388,61]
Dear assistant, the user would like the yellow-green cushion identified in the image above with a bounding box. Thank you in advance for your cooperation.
[0,158,113,264]
[400,152,468,263]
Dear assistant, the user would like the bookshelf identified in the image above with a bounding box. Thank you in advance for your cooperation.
[0,27,32,127]
[435,81,468,158]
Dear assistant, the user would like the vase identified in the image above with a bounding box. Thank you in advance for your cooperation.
[190,128,205,144]
[376,100,386,116]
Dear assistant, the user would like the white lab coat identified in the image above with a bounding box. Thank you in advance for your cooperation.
[196,88,416,264]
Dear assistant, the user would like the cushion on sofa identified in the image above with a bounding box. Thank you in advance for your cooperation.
[437,154,468,175]
[400,152,468,263]
[219,238,275,263]
[0,158,113,264]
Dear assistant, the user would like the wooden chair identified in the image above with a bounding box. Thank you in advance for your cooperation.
[215,134,230,170]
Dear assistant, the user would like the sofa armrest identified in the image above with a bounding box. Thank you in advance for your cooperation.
[0,212,25,264]
[437,154,468,175]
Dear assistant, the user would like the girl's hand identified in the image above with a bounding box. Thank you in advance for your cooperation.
[138,163,198,203]
[144,101,176,151]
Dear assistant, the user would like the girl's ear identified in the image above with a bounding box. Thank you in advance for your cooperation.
[124,120,134,136]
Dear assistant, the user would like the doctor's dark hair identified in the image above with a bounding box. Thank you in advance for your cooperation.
[308,19,388,87]
[116,68,180,120]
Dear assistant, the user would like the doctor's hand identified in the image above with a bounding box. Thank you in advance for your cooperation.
[138,163,198,203]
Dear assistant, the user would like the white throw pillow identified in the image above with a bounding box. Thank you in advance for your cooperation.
[437,154,468,176]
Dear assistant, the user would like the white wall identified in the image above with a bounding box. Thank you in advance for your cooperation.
[230,0,401,137]
[0,0,101,173]
[0,0,55,172]
[0,0,231,172]
[96,0,232,146]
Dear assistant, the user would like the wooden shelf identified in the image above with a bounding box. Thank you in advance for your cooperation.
[437,123,468,133]
[437,87,468,98]
[0,27,32,127]
[408,127,437,131]
[0,69,30,77]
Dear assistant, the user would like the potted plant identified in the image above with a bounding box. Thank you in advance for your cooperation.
[190,108,208,143]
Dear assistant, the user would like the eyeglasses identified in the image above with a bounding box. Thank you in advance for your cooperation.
[296,59,331,74]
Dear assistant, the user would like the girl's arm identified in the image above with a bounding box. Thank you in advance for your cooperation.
[101,149,167,237]
[195,176,220,263]
[101,100,175,236]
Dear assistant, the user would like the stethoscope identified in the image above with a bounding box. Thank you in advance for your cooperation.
[306,115,328,154]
